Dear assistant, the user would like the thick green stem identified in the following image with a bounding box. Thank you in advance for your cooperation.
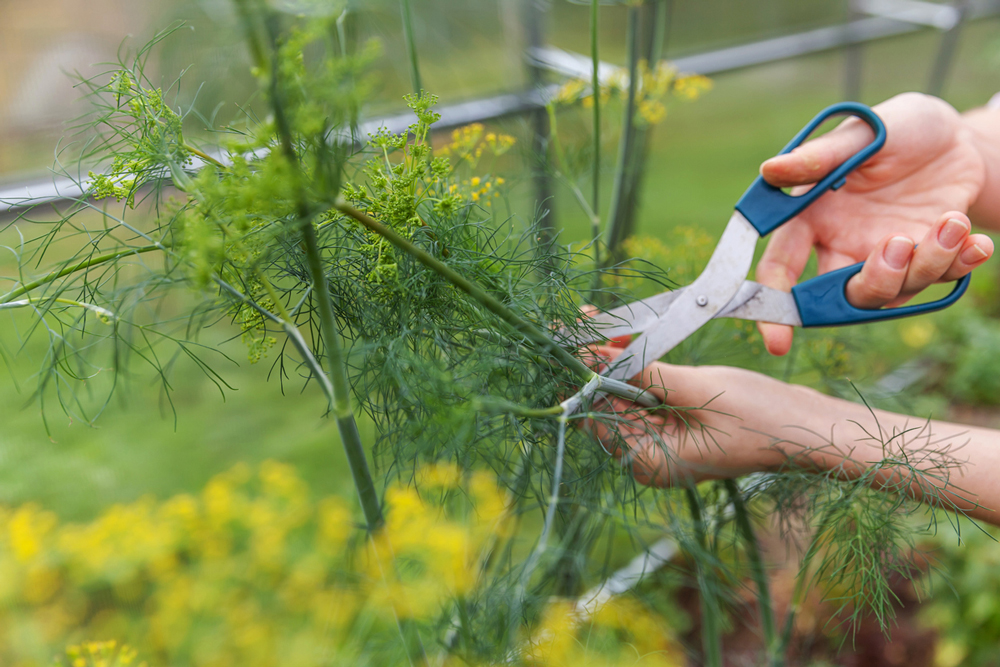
[259,8,384,532]
[686,487,723,667]
[602,4,641,268]
[1,245,160,303]
[399,0,422,94]
[725,480,779,666]
[590,0,602,260]
[301,222,383,530]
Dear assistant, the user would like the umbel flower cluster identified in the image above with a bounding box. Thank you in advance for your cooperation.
[0,463,681,667]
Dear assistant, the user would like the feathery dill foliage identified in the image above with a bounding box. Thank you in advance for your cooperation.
[0,3,976,664]
[3,3,663,643]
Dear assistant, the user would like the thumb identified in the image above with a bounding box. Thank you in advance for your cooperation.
[755,222,815,356]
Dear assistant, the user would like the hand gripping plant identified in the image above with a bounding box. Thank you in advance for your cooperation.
[0,1,975,665]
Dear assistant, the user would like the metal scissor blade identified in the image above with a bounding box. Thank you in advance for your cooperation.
[716,281,803,326]
[606,212,760,381]
[568,289,686,345]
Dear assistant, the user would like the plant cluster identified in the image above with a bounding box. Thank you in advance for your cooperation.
[0,0,981,665]
[0,462,684,667]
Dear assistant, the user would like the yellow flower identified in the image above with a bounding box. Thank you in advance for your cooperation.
[673,74,713,100]
[8,503,57,562]
[638,99,667,125]
[901,320,935,349]
[552,79,586,105]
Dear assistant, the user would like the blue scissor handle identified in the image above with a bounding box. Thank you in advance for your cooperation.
[735,102,887,236]
[792,261,971,327]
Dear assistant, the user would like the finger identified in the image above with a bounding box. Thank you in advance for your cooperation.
[755,222,815,356]
[759,116,876,188]
[940,234,994,282]
[897,212,970,298]
[845,235,915,309]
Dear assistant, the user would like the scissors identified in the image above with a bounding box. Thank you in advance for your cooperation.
[579,101,971,382]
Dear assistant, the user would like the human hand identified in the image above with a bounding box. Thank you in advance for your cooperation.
[588,345,798,486]
[587,346,999,526]
[755,93,995,355]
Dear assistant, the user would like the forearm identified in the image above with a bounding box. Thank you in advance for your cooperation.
[748,381,1000,525]
[963,105,1000,231]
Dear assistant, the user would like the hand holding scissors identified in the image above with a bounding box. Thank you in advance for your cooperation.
[577,102,973,382]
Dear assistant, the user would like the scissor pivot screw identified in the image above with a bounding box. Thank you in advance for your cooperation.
[696,295,708,307]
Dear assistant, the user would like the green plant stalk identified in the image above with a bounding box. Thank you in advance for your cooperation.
[300,222,383,531]
[610,0,668,257]
[725,479,779,666]
[399,0,422,94]
[1,245,160,303]
[686,487,723,667]
[259,9,384,533]
[590,0,602,262]
[546,104,601,230]
[602,3,641,268]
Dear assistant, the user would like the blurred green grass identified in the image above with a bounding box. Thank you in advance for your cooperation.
[1,10,999,524]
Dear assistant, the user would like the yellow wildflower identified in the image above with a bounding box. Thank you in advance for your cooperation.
[673,74,713,100]
[638,99,667,125]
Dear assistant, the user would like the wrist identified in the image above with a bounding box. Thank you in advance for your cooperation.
[962,105,1000,230]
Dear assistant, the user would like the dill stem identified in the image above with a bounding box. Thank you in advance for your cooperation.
[183,143,226,170]
[725,480,779,666]
[1,245,160,303]
[547,104,601,230]
[603,4,641,269]
[399,0,422,94]
[261,12,384,534]
[474,397,565,418]
[590,0,601,246]
[686,487,723,667]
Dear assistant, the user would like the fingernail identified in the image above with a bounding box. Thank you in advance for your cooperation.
[884,236,914,270]
[961,242,990,264]
[938,218,970,250]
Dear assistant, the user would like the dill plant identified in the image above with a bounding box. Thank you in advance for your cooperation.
[0,1,978,664]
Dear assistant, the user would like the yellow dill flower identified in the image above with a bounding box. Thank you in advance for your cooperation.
[316,496,353,552]
[486,132,516,156]
[416,461,463,489]
[8,503,57,562]
[525,599,579,666]
[552,79,586,105]
[638,99,667,125]
[673,74,713,100]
